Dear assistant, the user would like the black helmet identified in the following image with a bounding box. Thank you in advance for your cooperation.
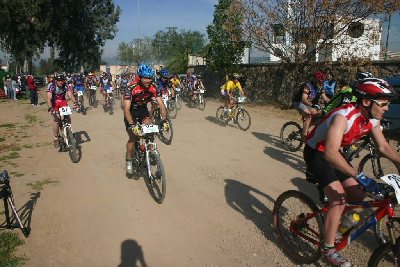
[54,73,65,81]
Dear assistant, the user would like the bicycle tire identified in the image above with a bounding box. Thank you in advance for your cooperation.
[358,154,400,180]
[273,190,324,264]
[368,242,399,267]
[146,151,166,204]
[216,107,229,126]
[236,108,251,131]
[66,127,78,163]
[176,95,182,110]
[198,94,206,110]
[158,118,173,145]
[280,121,304,152]
[168,101,178,119]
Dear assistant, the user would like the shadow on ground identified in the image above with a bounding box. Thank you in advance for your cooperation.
[118,239,147,267]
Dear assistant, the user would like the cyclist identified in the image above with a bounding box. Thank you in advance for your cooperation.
[193,74,205,101]
[157,68,174,100]
[120,74,130,108]
[221,73,245,114]
[101,73,113,105]
[304,78,400,266]
[124,64,168,175]
[46,73,77,147]
[292,71,331,138]
[73,74,85,97]
[170,74,181,91]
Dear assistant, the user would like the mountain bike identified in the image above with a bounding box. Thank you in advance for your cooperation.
[55,106,79,163]
[189,87,206,110]
[216,96,251,131]
[152,106,173,145]
[174,87,182,110]
[1,170,31,237]
[161,90,177,119]
[74,90,86,115]
[104,87,114,115]
[273,173,400,265]
[88,85,97,108]
[280,112,322,152]
[129,124,166,204]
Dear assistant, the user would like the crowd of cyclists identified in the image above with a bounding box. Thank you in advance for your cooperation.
[9,63,400,266]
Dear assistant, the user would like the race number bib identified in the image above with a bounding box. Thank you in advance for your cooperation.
[142,124,159,134]
[199,89,205,94]
[90,85,97,90]
[77,91,84,96]
[59,106,72,116]
[106,89,113,94]
[381,174,400,203]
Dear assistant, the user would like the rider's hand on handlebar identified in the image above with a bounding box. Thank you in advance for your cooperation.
[129,123,141,136]
[356,172,380,194]
[162,120,170,131]
[48,107,55,114]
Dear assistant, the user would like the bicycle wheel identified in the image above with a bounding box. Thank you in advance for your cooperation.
[81,97,86,115]
[368,242,399,267]
[158,118,173,145]
[236,108,251,131]
[176,94,182,110]
[198,94,206,110]
[280,121,304,152]
[168,101,178,119]
[216,107,229,126]
[358,154,400,179]
[66,127,79,163]
[273,190,324,264]
[146,151,166,204]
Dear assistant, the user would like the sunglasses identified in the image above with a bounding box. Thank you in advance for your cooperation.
[371,99,390,108]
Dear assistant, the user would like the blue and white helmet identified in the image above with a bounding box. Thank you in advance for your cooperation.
[137,64,154,78]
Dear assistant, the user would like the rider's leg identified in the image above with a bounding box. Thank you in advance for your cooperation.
[125,128,137,175]
[301,109,312,137]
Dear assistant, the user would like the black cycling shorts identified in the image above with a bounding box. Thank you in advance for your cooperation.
[124,107,150,130]
[303,145,351,189]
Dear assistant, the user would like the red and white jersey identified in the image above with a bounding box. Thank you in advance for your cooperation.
[306,104,379,152]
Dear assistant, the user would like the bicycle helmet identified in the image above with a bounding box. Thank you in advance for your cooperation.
[54,73,65,81]
[314,71,326,83]
[232,73,240,79]
[356,71,373,80]
[354,78,397,100]
[197,75,202,79]
[137,64,154,78]
[160,69,170,78]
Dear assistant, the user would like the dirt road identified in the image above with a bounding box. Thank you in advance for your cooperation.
[0,96,377,266]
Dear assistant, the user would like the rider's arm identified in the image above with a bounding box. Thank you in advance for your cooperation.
[372,124,400,164]
[123,100,134,125]
[155,96,167,120]
[47,91,53,108]
[67,89,77,104]
[320,90,331,103]
[324,114,358,178]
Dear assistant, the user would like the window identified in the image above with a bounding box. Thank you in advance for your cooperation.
[348,22,364,38]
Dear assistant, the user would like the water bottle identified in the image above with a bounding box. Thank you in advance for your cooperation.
[338,212,360,234]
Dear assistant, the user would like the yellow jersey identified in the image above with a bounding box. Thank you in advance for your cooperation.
[222,80,242,92]
[170,78,180,87]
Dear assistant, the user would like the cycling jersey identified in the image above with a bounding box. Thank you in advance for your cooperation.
[157,79,172,94]
[171,78,180,87]
[125,83,160,110]
[292,82,319,104]
[223,80,242,92]
[306,104,379,152]
[47,83,72,108]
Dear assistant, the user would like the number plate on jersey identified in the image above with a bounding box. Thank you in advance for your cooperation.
[77,91,84,96]
[59,106,72,116]
[106,89,113,94]
[142,124,159,134]
[199,89,205,93]
[90,85,97,90]
[162,95,169,100]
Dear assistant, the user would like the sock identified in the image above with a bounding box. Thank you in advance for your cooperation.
[322,243,335,250]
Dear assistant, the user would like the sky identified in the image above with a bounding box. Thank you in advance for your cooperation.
[102,0,218,59]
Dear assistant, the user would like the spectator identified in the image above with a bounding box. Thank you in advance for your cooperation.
[27,75,38,106]
[11,76,18,100]
[5,75,12,99]
[323,72,336,100]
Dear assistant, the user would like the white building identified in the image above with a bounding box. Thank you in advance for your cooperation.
[268,17,382,62]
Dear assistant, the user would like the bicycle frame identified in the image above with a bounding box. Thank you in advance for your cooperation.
[292,196,397,252]
[56,112,72,147]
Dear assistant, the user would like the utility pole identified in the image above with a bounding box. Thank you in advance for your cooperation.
[384,13,392,60]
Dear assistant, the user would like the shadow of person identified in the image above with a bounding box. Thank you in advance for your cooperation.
[205,115,224,126]
[263,146,305,173]
[118,239,147,267]
[252,132,284,149]
[290,177,320,202]
[74,131,91,145]
[224,179,277,241]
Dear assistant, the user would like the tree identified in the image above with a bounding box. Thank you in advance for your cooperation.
[206,0,248,73]
[234,0,400,64]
